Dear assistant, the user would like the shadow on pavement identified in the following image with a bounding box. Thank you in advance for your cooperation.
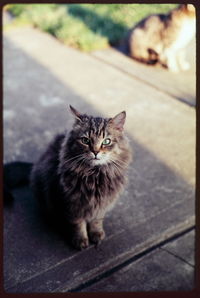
[66,4,128,46]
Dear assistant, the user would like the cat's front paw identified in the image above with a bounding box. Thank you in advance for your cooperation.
[89,230,105,245]
[167,65,180,73]
[72,236,89,250]
[181,61,191,71]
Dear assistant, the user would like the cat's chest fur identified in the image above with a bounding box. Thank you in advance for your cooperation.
[60,167,125,221]
[169,18,195,50]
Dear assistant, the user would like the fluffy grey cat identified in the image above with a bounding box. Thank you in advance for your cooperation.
[30,106,132,250]
[128,4,196,72]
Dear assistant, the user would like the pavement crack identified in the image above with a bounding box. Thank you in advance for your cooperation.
[160,247,194,268]
[66,225,195,292]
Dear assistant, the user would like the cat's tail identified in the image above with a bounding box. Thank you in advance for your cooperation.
[4,161,33,205]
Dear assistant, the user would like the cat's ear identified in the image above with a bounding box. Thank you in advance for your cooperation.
[69,105,83,122]
[182,4,195,12]
[186,4,195,12]
[109,111,126,131]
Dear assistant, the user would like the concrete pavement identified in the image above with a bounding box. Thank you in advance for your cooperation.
[3,26,195,292]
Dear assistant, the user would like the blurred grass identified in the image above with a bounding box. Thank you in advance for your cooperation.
[4,3,177,52]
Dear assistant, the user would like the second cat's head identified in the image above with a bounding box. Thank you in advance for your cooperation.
[68,105,128,166]
[178,4,196,17]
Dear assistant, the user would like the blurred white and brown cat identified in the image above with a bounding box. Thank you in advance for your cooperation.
[128,4,196,72]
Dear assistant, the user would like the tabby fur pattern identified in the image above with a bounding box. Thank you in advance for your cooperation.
[30,106,132,249]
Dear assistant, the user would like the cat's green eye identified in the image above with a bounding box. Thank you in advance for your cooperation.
[81,137,90,145]
[102,138,111,145]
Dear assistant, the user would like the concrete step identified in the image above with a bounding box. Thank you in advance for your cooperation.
[78,231,194,292]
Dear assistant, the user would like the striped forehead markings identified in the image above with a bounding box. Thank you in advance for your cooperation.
[89,117,107,137]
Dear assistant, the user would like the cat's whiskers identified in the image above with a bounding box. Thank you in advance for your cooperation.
[113,158,129,169]
[77,156,88,172]
[109,159,123,175]
[68,157,84,169]
[110,159,124,169]
[64,153,85,164]
[112,164,122,176]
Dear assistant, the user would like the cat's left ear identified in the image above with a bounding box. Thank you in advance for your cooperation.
[109,111,126,131]
[186,4,195,12]
[69,105,83,122]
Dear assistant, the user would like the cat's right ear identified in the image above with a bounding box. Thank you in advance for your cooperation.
[186,4,195,12]
[69,105,83,122]
[109,111,126,131]
[182,4,195,12]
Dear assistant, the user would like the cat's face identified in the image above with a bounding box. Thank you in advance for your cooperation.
[68,106,128,167]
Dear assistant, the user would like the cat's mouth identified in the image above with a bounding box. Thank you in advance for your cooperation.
[89,153,110,165]
[90,157,104,165]
[92,158,101,163]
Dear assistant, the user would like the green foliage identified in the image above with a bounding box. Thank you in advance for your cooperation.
[5,4,28,16]
[55,16,108,51]
[6,3,177,52]
[22,5,66,35]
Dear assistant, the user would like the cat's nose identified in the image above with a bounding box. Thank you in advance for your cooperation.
[92,150,99,158]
